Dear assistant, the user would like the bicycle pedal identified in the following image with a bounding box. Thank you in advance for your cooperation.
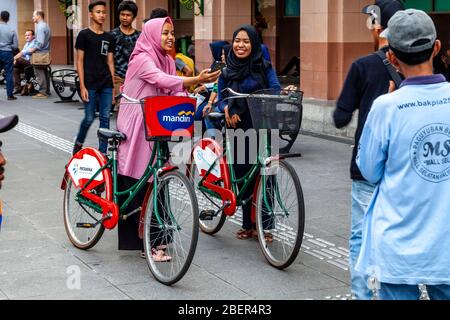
[76,223,96,228]
[199,210,215,221]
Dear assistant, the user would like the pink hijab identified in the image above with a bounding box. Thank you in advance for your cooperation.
[123,17,177,90]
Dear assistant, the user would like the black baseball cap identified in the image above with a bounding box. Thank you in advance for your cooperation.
[0,115,18,133]
[362,0,405,28]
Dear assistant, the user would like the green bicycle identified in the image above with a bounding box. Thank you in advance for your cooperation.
[189,88,305,269]
[61,94,199,285]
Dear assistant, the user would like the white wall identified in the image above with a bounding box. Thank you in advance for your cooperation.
[0,0,18,33]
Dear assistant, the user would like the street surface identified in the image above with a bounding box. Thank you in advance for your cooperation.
[0,83,353,300]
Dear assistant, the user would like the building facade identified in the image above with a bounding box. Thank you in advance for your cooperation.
[4,0,450,137]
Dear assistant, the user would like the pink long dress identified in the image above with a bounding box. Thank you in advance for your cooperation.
[117,18,186,180]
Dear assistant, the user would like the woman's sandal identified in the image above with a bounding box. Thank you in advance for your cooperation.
[252,230,274,243]
[151,248,172,262]
[236,228,254,240]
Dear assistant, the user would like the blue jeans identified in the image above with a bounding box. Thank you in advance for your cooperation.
[379,283,450,300]
[195,101,222,138]
[75,88,112,153]
[0,50,14,97]
[350,180,376,300]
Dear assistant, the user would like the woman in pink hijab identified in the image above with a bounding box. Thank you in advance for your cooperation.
[116,17,220,259]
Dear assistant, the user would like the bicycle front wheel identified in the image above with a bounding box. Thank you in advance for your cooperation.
[255,159,305,269]
[63,176,106,249]
[143,171,199,285]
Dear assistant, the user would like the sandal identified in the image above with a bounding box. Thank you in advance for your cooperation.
[236,228,254,240]
[151,248,172,262]
[252,230,274,243]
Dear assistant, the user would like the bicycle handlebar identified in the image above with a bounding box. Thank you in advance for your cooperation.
[115,93,140,103]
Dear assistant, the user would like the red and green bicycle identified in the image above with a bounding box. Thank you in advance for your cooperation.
[61,94,199,285]
[189,88,305,269]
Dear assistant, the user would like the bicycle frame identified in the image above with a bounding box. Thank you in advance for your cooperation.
[196,128,279,217]
[73,140,175,229]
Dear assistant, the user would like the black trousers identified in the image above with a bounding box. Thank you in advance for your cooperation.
[229,109,275,231]
[117,175,147,251]
[117,173,172,250]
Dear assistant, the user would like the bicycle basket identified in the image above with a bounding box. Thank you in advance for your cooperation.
[246,89,303,134]
[141,96,196,141]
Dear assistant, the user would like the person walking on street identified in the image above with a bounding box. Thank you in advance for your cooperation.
[332,0,404,300]
[73,1,115,155]
[29,10,51,99]
[0,11,19,101]
[356,9,450,300]
[111,1,140,111]
[13,30,36,95]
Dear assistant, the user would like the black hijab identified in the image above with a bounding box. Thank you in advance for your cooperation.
[222,25,271,115]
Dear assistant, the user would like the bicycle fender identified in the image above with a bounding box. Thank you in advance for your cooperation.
[138,166,178,239]
[250,175,261,224]
[60,170,69,190]
[157,166,179,177]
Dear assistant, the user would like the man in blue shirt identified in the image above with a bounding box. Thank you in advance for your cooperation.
[13,29,36,94]
[356,9,450,300]
[0,11,19,100]
[29,10,51,99]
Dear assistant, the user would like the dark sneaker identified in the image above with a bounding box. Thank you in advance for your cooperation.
[7,96,17,101]
[72,142,83,155]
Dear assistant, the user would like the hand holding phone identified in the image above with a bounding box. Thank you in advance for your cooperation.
[210,61,226,73]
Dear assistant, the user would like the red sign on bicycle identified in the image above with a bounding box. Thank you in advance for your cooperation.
[142,96,196,140]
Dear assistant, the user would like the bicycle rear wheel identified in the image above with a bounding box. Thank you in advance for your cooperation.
[189,163,226,235]
[63,176,106,249]
[254,159,304,269]
[143,171,199,285]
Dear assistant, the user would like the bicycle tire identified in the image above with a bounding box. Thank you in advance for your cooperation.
[63,176,106,250]
[143,170,199,285]
[254,159,305,269]
[189,163,226,235]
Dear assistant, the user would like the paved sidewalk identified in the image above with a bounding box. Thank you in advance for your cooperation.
[0,88,353,300]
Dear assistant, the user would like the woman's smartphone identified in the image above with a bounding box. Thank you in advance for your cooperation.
[210,61,226,73]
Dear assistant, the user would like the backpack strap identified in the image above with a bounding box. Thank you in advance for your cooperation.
[374,49,403,89]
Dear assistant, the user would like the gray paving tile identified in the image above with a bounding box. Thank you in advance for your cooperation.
[22,285,131,300]
[119,264,252,300]
[267,286,351,300]
[0,288,8,300]
[0,264,112,299]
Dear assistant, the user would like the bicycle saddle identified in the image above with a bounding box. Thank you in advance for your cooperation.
[207,112,225,120]
[97,128,127,142]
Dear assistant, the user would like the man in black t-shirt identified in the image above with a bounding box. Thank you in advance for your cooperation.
[73,1,115,155]
[111,1,140,111]
[332,0,404,300]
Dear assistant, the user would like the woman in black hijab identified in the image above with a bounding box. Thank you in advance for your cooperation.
[217,25,281,239]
